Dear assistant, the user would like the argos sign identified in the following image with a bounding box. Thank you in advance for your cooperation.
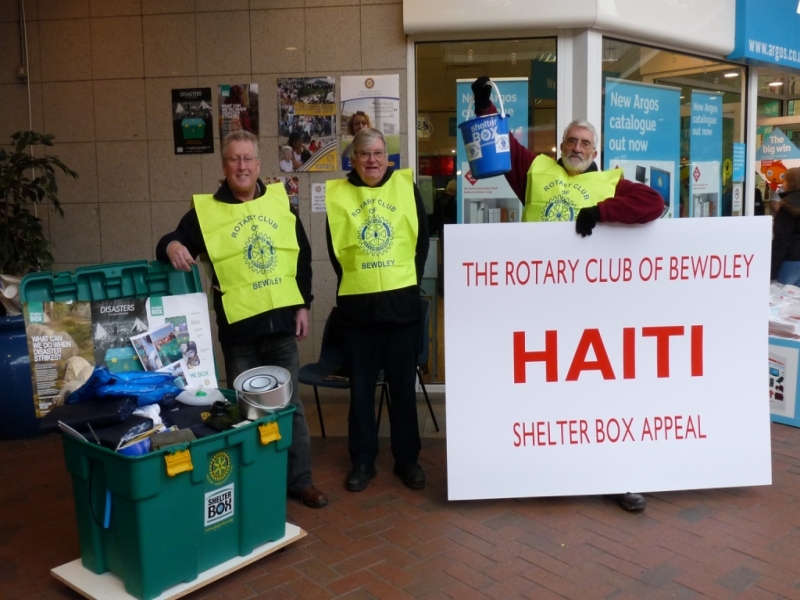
[729,0,800,68]
[444,218,772,501]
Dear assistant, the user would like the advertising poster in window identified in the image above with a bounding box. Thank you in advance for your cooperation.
[689,92,722,217]
[755,127,800,198]
[341,75,400,171]
[278,77,337,172]
[456,78,528,224]
[219,83,259,142]
[172,87,214,155]
[603,78,680,219]
[444,218,771,500]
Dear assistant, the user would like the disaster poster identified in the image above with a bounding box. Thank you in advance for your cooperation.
[23,301,94,417]
[219,83,259,142]
[172,87,214,155]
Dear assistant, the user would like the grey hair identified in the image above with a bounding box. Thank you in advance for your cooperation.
[562,120,598,148]
[349,127,386,162]
[221,130,259,160]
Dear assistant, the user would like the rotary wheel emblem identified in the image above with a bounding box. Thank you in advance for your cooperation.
[208,451,232,485]
[243,232,277,273]
[542,198,576,222]
[359,216,394,256]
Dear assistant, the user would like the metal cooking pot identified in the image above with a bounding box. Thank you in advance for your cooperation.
[232,366,292,419]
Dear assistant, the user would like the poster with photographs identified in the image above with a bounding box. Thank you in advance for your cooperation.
[278,76,337,172]
[340,75,400,170]
[172,87,214,154]
[264,176,300,212]
[23,301,94,417]
[144,293,217,389]
[219,83,259,142]
[90,299,148,370]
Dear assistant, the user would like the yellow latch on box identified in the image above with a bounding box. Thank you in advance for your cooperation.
[259,421,282,446]
[164,449,193,476]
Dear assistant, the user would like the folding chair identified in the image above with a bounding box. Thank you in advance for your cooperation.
[298,307,388,438]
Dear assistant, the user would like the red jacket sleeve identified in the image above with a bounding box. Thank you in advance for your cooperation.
[598,178,665,224]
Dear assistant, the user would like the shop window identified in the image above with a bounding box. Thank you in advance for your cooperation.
[415,38,557,383]
[601,39,746,218]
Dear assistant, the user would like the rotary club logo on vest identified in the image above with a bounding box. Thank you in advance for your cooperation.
[358,214,395,256]
[243,230,278,273]
[542,195,577,222]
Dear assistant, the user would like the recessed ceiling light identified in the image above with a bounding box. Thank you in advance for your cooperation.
[724,72,739,78]
[769,80,784,87]
[286,46,297,51]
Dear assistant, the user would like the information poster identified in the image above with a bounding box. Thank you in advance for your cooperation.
[172,88,214,155]
[456,78,528,224]
[444,218,771,500]
[689,92,723,217]
[278,77,337,172]
[603,79,680,219]
[24,301,94,417]
[219,83,259,142]
[340,75,400,171]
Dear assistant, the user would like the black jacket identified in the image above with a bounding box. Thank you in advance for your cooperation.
[326,168,430,325]
[772,189,800,280]
[156,179,313,344]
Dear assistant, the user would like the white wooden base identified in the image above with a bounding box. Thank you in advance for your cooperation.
[51,523,306,600]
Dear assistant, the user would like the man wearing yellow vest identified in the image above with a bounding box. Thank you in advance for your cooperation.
[473,76,664,512]
[156,131,327,509]
[326,128,430,492]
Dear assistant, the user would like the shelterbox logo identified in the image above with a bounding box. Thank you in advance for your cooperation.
[150,296,164,316]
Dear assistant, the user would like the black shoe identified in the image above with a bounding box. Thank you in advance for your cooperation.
[616,492,646,512]
[393,462,425,489]
[345,464,377,492]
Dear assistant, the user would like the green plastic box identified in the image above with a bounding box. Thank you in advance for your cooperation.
[20,261,293,600]
[181,118,206,140]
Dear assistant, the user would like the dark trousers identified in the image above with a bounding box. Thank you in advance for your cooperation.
[223,333,313,493]
[344,321,421,467]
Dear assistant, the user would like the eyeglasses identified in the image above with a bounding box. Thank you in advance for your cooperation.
[225,155,258,165]
[564,138,594,150]
[355,150,386,160]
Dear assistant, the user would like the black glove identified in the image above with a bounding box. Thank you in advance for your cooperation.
[471,76,492,111]
[575,206,601,237]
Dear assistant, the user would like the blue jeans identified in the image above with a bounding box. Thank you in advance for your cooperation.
[223,333,313,493]
[778,261,800,286]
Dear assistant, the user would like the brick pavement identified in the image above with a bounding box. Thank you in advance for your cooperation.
[1,422,799,599]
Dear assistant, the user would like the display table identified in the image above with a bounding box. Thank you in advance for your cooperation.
[51,523,305,600]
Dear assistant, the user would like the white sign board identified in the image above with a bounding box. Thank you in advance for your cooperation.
[444,218,772,501]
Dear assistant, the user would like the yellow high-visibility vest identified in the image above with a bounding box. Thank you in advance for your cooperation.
[194,184,303,323]
[326,169,418,295]
[523,155,622,222]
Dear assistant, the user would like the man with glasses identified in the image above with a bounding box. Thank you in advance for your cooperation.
[156,130,328,509]
[472,76,663,235]
[325,128,430,493]
[472,77,663,512]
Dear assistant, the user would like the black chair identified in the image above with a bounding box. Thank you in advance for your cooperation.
[376,297,440,433]
[298,308,388,438]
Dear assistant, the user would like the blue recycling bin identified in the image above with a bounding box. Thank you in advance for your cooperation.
[0,315,39,439]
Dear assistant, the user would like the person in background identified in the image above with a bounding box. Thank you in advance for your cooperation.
[279,145,293,172]
[473,76,663,512]
[771,167,800,284]
[288,131,311,170]
[156,130,327,509]
[754,186,765,216]
[325,127,430,493]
